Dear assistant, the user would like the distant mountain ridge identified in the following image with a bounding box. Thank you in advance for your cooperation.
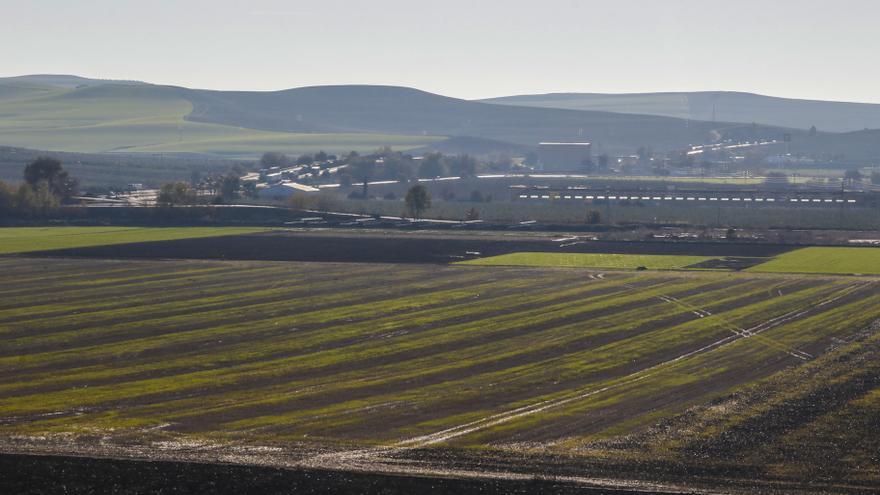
[0,74,146,88]
[181,84,752,152]
[480,91,880,133]
[1,74,878,161]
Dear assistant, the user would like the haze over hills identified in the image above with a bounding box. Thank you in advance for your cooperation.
[0,76,441,159]
[1,74,791,159]
[481,92,880,133]
[1,74,879,164]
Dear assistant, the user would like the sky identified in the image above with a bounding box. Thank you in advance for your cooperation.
[3,0,879,103]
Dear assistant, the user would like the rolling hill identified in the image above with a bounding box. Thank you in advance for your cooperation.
[0,76,444,159]
[182,85,784,154]
[481,91,880,133]
[2,75,878,173]
[1,75,794,160]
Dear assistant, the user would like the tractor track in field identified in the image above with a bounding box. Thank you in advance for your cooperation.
[299,281,874,472]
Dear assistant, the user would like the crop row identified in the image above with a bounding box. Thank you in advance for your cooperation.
[1,258,878,456]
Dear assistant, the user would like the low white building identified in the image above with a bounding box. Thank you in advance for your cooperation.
[257,181,320,199]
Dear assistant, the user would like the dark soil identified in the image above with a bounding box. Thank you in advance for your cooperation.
[0,453,668,495]
[684,257,770,270]
[19,231,796,264]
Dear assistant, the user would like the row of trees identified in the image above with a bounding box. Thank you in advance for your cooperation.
[0,157,78,217]
[259,151,332,169]
[345,151,481,199]
[157,172,256,206]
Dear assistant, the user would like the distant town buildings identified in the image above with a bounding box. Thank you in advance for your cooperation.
[538,142,593,172]
[258,181,320,199]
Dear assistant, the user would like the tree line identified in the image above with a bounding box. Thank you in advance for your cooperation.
[0,157,78,218]
[156,172,255,206]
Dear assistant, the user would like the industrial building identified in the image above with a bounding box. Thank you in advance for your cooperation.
[510,185,877,207]
[538,142,593,172]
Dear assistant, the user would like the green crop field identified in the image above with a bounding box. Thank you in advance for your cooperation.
[1,257,879,489]
[459,252,713,270]
[0,83,443,158]
[0,227,268,255]
[750,247,880,275]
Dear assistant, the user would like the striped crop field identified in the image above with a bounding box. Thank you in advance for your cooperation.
[0,227,270,255]
[1,257,880,488]
[459,252,713,270]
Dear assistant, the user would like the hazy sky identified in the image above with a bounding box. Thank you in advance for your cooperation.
[3,0,879,102]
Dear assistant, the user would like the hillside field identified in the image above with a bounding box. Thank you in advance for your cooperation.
[482,91,880,133]
[1,256,879,491]
[1,76,799,160]
[0,82,442,158]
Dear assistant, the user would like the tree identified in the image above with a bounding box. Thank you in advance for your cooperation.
[348,157,377,198]
[0,179,60,218]
[844,169,863,184]
[260,152,289,168]
[314,151,329,162]
[18,181,58,216]
[156,182,196,206]
[809,125,818,137]
[585,210,602,225]
[419,152,446,178]
[677,152,696,171]
[464,207,480,221]
[220,174,241,201]
[405,184,431,220]
[448,155,478,178]
[469,190,485,203]
[23,156,77,200]
[597,154,610,171]
[339,172,353,188]
[381,153,416,182]
[637,146,652,164]
[0,181,13,216]
[242,181,259,199]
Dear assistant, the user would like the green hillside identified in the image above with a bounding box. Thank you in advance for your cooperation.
[0,78,444,159]
[482,91,880,133]
[183,85,767,155]
[2,75,878,167]
[1,75,794,160]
